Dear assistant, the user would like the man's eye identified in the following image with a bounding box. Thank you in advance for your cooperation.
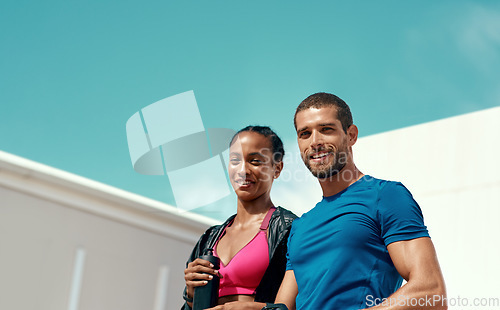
[299,131,310,138]
[322,127,334,132]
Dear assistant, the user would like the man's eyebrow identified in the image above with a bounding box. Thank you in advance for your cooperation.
[318,123,338,127]
[297,123,338,133]
[296,126,308,133]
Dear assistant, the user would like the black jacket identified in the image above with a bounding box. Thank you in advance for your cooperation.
[182,206,297,309]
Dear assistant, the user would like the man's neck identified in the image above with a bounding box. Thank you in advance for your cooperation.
[318,164,364,197]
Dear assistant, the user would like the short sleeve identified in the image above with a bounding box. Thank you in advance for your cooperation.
[285,222,296,271]
[377,182,429,246]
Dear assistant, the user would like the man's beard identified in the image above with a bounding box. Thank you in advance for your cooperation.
[303,144,348,179]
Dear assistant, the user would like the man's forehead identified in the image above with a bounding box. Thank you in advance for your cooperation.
[296,107,341,127]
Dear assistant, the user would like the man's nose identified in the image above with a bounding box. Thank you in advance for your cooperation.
[310,130,324,148]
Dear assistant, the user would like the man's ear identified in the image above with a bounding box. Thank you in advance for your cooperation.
[347,124,358,146]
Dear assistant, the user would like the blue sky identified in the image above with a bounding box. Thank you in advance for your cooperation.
[1,1,499,220]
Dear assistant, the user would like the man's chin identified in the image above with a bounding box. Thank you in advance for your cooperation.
[308,164,346,180]
[312,170,339,180]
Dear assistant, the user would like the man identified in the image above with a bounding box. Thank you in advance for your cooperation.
[275,93,446,310]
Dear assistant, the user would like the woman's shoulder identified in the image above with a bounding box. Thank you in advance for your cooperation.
[266,207,297,247]
[271,206,298,229]
[200,214,236,239]
[192,214,236,254]
[212,213,235,228]
[275,206,298,221]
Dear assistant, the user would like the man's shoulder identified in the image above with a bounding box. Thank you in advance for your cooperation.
[360,174,391,186]
[361,175,408,194]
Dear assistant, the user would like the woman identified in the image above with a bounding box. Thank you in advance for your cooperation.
[182,126,297,310]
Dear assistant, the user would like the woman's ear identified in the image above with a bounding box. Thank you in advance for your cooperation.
[274,161,284,179]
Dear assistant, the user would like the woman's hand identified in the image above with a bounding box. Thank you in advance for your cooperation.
[206,301,266,310]
[184,258,221,302]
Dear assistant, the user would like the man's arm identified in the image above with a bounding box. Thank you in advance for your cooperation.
[275,270,298,310]
[366,237,446,310]
[204,270,298,310]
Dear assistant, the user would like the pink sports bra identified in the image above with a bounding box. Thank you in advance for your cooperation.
[214,207,276,297]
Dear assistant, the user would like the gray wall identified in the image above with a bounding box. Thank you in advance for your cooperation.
[0,151,219,310]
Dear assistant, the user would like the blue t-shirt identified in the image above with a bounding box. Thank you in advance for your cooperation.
[286,175,429,309]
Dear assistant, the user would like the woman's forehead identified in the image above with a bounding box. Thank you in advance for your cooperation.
[230,132,273,153]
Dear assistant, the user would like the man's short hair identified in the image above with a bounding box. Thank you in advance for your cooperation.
[294,92,353,133]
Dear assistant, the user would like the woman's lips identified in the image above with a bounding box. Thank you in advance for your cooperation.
[234,179,254,188]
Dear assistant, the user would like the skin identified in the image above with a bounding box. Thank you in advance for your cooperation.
[184,131,283,310]
[275,107,446,310]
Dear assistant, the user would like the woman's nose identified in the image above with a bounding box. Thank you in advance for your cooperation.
[237,161,249,175]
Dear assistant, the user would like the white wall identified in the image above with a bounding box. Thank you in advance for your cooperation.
[0,151,219,310]
[354,106,500,307]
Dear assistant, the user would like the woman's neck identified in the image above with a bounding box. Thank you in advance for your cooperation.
[234,195,274,226]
